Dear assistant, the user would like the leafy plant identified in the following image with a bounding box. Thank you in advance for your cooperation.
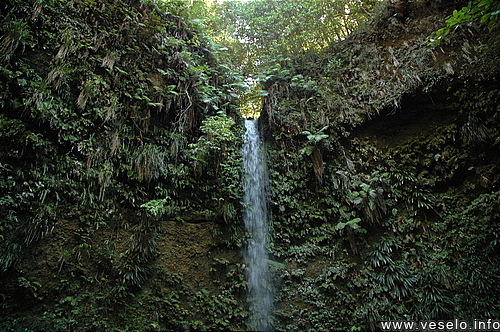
[0,21,32,62]
[432,0,500,45]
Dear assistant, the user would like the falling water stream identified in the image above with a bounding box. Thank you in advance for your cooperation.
[242,119,273,331]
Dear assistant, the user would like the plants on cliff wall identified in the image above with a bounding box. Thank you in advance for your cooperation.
[260,0,500,326]
[1,0,499,330]
[432,0,500,44]
[189,112,238,169]
[0,0,246,330]
[268,108,499,329]
[187,112,243,224]
[266,79,499,329]
[0,21,32,62]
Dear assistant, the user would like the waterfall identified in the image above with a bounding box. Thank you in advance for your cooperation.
[242,119,273,331]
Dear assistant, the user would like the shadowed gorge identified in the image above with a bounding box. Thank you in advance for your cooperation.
[0,0,499,331]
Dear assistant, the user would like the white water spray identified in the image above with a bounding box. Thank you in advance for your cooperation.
[242,119,273,331]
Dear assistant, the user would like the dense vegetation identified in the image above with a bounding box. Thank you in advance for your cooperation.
[212,0,380,75]
[260,0,500,329]
[0,0,246,330]
[0,0,498,331]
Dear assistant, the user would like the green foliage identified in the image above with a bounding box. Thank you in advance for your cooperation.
[432,0,500,45]
[188,112,238,169]
[0,240,22,272]
[186,112,243,225]
[238,84,267,118]
[0,0,498,331]
[0,20,32,62]
[131,143,168,182]
[140,197,171,217]
[215,0,380,75]
[0,0,245,330]
[263,11,499,325]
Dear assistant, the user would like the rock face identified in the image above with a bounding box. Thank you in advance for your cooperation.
[0,0,245,330]
[260,0,499,330]
[0,0,498,331]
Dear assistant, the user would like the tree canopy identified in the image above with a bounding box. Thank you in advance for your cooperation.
[212,0,380,75]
